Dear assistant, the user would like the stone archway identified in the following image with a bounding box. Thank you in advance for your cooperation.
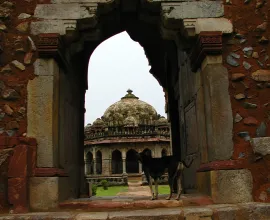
[126,149,139,174]
[1,0,264,213]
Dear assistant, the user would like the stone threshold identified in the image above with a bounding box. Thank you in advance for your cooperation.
[58,194,213,212]
[1,203,270,220]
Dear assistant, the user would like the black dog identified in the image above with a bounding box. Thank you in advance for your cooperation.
[137,150,194,200]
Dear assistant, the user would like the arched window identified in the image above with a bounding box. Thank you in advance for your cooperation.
[111,150,122,174]
[126,149,139,173]
[85,152,93,175]
[96,150,102,174]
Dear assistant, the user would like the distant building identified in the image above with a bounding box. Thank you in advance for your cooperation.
[84,89,170,185]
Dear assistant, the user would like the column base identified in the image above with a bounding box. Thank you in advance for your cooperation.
[197,169,253,204]
[29,177,70,211]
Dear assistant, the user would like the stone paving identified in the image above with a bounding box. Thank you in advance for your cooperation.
[1,203,270,220]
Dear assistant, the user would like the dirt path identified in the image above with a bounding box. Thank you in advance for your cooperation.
[117,181,151,197]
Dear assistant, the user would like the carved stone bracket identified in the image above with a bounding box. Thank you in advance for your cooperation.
[37,33,71,72]
[190,31,222,72]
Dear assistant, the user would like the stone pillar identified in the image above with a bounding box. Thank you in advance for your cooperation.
[93,159,96,175]
[122,150,127,174]
[84,160,89,175]
[188,32,252,203]
[92,148,96,175]
[28,58,60,168]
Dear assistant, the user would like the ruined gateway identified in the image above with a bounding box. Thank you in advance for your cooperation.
[0,0,270,218]
[84,89,170,185]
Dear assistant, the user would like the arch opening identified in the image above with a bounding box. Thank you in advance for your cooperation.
[126,149,139,173]
[112,150,123,174]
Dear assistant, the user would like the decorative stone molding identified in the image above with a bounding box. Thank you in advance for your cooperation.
[180,18,233,38]
[37,33,63,58]
[181,19,196,38]
[37,33,70,71]
[190,31,222,72]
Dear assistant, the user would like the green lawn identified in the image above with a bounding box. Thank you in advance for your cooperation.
[95,185,170,196]
[158,185,170,194]
[96,186,128,196]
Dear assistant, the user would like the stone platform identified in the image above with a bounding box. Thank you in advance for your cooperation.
[1,203,270,220]
[59,194,213,212]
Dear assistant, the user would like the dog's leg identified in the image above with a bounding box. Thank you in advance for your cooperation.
[149,177,155,200]
[166,176,173,200]
[175,171,182,200]
[154,179,158,200]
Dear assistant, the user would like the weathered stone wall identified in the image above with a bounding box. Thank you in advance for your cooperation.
[222,0,270,202]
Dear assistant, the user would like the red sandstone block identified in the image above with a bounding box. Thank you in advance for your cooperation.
[8,145,28,178]
[8,177,28,213]
[19,137,37,146]
[27,145,37,176]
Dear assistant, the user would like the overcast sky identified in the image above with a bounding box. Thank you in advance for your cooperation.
[84,32,166,125]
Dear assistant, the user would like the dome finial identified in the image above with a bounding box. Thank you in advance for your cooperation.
[121,89,139,99]
[127,89,133,94]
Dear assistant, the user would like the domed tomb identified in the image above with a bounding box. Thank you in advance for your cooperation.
[102,89,158,126]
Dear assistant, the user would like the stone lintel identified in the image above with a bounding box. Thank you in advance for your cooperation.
[34,3,97,20]
[251,137,270,156]
[190,31,222,72]
[161,1,224,29]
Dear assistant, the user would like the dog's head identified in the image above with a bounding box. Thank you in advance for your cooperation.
[136,149,152,163]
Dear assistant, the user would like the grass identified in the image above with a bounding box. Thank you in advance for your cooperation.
[96,186,128,196]
[95,185,170,196]
[158,185,170,194]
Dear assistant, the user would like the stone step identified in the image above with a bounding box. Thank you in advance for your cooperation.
[1,203,270,220]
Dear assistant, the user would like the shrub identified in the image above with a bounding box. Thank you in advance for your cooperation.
[101,180,109,190]
[92,184,97,196]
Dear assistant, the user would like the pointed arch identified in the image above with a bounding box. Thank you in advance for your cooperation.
[126,149,139,173]
[112,150,123,174]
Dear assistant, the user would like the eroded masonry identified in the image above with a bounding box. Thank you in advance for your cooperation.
[0,0,270,213]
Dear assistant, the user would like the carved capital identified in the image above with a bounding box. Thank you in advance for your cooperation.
[190,31,222,72]
[182,19,196,37]
[37,33,70,71]
[37,33,63,58]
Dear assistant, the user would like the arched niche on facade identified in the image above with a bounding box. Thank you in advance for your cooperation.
[111,150,123,174]
[96,150,102,174]
[126,149,139,174]
[86,151,94,175]
[142,148,152,157]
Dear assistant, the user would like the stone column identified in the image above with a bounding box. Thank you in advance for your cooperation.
[84,159,90,175]
[28,58,60,168]
[93,159,96,175]
[122,150,127,174]
[93,148,96,175]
